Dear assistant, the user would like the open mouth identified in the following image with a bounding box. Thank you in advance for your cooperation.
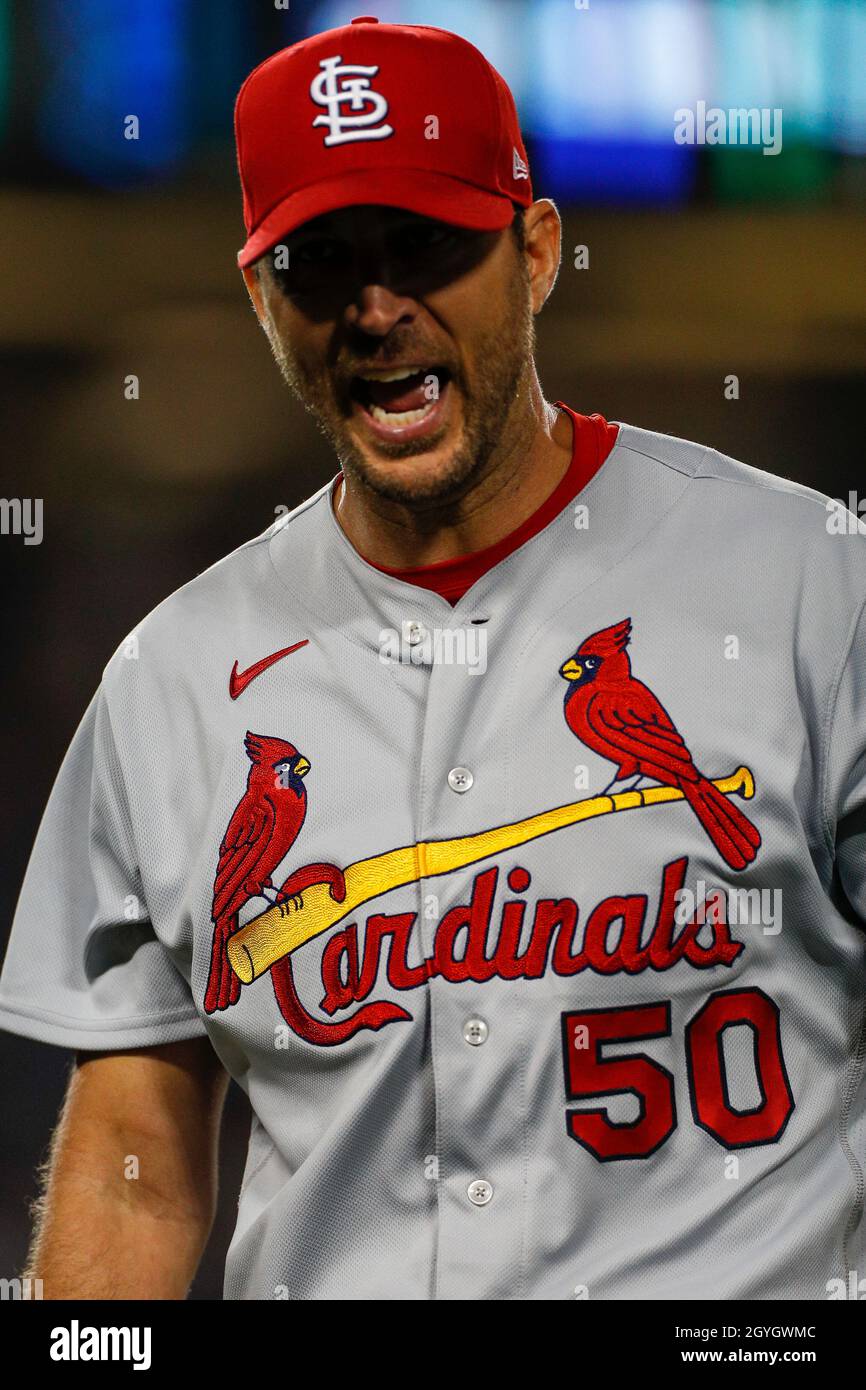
[349,365,452,436]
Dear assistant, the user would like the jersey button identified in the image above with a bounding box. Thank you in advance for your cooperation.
[463,1017,489,1046]
[467,1179,493,1207]
[405,621,426,646]
[448,766,473,793]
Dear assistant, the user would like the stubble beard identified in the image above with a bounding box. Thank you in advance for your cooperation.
[265,259,536,509]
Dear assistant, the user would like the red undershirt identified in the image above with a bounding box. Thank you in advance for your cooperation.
[345,404,618,604]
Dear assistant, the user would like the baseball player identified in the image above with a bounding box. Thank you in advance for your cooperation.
[2,15,865,1302]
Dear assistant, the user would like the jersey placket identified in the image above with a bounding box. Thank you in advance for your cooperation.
[406,599,529,1301]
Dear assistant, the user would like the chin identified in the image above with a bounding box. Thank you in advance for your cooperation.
[355,444,475,507]
[340,415,474,505]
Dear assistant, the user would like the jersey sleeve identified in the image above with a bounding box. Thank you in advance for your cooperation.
[826,595,866,924]
[0,684,206,1050]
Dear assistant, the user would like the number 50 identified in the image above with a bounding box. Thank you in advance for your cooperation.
[561,988,794,1161]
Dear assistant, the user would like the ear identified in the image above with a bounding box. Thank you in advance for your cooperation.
[522,199,562,314]
[242,264,268,325]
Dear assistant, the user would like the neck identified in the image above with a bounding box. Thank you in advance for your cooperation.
[331,364,573,569]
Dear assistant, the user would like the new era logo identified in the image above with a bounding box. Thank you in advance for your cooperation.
[513,147,529,180]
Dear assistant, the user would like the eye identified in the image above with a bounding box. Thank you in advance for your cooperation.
[393,222,457,257]
[291,238,344,266]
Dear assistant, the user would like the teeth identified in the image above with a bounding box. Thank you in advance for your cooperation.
[358,366,424,383]
[368,400,436,427]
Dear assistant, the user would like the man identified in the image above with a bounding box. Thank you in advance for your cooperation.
[2,16,865,1301]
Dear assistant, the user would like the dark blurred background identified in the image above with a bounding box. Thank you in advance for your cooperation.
[1,0,864,1298]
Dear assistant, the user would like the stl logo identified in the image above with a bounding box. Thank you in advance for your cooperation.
[310,55,394,147]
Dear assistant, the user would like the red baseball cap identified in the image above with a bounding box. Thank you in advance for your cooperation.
[234,14,533,268]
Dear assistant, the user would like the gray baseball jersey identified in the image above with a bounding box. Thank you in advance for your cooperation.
[2,420,866,1301]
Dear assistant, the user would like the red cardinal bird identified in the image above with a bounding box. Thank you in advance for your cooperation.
[560,618,760,871]
[204,732,346,1014]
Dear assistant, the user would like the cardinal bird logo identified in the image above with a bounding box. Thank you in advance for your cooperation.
[559,618,761,871]
[204,732,346,1014]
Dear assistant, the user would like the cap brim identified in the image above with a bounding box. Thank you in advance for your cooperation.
[238,167,518,267]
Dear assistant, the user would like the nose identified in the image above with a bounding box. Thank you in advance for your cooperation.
[344,282,418,338]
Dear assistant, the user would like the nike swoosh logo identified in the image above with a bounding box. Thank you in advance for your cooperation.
[229,640,309,699]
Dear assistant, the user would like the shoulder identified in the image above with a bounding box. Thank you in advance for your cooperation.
[616,420,866,579]
[618,422,841,510]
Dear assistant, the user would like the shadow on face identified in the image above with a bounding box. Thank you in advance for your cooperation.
[259,205,507,324]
